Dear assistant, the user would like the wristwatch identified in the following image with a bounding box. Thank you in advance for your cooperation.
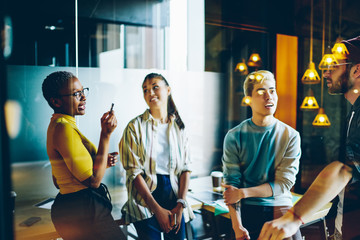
[177,198,186,208]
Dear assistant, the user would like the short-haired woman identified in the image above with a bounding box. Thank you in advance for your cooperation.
[42,71,125,240]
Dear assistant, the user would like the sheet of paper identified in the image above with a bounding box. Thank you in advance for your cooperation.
[188,191,223,205]
[34,198,54,209]
[214,199,228,210]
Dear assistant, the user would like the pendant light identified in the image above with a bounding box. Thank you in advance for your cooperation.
[302,0,320,84]
[235,59,248,75]
[318,0,338,70]
[247,53,262,68]
[332,41,349,60]
[313,107,331,127]
[313,0,331,127]
[318,54,338,69]
[300,88,319,110]
[331,0,349,60]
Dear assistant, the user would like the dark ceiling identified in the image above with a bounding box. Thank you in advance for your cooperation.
[296,0,360,41]
[6,0,360,67]
[8,0,169,27]
[78,0,169,27]
[205,0,360,41]
[8,0,360,40]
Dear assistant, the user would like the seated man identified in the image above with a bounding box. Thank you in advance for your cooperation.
[259,36,360,240]
[222,70,302,240]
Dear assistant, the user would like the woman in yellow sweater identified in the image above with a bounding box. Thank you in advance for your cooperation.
[42,71,125,240]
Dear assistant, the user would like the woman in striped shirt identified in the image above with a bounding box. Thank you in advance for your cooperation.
[119,73,194,240]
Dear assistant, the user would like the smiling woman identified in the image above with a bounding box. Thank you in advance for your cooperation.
[41,71,126,240]
[51,79,88,117]
[119,73,194,240]
[142,76,171,121]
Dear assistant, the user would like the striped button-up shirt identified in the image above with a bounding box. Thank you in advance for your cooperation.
[119,109,194,224]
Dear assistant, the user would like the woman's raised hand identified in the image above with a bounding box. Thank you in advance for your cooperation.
[101,111,117,135]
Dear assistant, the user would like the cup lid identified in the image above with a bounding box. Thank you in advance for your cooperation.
[210,171,223,177]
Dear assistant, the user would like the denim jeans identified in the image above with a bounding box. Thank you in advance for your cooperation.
[133,174,186,240]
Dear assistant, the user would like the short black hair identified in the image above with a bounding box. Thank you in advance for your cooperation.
[42,71,76,109]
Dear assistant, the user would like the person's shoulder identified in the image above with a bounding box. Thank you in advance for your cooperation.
[228,119,251,133]
[51,117,78,139]
[274,119,300,136]
[130,110,148,123]
[124,110,149,130]
[225,119,251,139]
[52,115,75,129]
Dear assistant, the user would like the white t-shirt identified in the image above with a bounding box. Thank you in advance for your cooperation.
[155,123,170,175]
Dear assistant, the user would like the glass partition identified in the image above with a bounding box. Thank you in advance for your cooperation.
[7,1,230,238]
[6,1,273,238]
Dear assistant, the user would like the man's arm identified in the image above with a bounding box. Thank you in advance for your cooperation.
[222,183,273,204]
[222,130,251,239]
[259,161,353,240]
[229,203,250,240]
[270,132,301,198]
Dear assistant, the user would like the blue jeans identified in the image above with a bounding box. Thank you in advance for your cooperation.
[133,174,186,240]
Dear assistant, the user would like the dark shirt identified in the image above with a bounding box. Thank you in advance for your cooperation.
[344,96,360,183]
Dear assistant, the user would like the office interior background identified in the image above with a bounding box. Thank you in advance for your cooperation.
[1,0,360,239]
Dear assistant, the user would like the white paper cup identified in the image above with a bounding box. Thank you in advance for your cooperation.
[211,171,223,192]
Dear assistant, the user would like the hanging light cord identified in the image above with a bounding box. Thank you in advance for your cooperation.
[310,0,314,63]
[328,0,332,49]
[322,0,325,57]
[321,0,326,107]
[339,0,342,38]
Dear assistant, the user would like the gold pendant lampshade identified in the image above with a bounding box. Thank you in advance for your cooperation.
[300,89,319,110]
[319,54,338,70]
[313,0,331,127]
[331,0,348,60]
[319,0,340,70]
[302,0,320,84]
[247,53,262,68]
[312,108,331,127]
[302,62,320,84]
[332,41,349,60]
[235,59,248,75]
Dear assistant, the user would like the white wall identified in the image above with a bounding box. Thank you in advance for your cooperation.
[7,65,225,178]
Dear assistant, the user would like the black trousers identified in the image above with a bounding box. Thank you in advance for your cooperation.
[241,204,302,240]
[51,187,126,240]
